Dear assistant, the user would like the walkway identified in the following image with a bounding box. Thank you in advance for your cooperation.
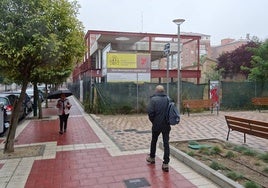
[0,97,267,188]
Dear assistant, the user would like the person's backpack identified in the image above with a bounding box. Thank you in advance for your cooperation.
[166,98,180,125]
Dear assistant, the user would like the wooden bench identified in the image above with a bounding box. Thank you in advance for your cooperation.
[225,115,268,143]
[252,97,268,112]
[182,99,219,116]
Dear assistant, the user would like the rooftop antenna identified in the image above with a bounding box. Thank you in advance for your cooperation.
[141,11,143,32]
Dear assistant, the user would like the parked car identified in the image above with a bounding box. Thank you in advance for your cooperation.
[3,91,33,115]
[0,100,9,135]
[0,93,25,122]
[26,89,44,103]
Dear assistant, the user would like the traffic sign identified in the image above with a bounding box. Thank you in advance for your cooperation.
[164,43,170,55]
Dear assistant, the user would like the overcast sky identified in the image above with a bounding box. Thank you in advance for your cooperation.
[76,0,267,45]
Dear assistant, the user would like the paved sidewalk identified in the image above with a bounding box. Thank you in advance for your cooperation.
[0,97,267,187]
[95,111,268,152]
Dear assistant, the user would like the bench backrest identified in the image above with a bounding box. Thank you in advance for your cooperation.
[225,115,268,139]
[183,99,213,108]
[252,97,268,105]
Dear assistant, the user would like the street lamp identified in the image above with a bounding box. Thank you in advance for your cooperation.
[173,18,185,114]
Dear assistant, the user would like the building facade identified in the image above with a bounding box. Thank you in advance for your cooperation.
[73,30,205,84]
[72,30,250,85]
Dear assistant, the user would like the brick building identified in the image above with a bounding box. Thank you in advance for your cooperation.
[211,37,249,59]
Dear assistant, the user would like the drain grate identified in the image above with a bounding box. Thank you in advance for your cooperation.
[124,177,150,188]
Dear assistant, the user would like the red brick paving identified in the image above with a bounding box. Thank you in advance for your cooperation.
[20,99,198,188]
[15,116,100,145]
[3,97,265,187]
[25,148,196,188]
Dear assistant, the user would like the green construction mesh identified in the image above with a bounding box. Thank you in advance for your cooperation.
[69,79,268,113]
[221,81,268,109]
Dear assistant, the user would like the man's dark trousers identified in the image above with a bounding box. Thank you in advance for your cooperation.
[150,129,170,164]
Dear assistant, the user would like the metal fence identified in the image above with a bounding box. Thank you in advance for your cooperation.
[68,78,268,114]
[221,81,268,109]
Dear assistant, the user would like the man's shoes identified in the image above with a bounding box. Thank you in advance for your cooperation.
[59,131,63,135]
[146,156,155,164]
[64,129,66,133]
[162,163,169,172]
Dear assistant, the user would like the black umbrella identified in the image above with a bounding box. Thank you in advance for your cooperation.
[47,89,73,99]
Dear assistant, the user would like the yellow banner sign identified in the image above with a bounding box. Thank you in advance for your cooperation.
[107,53,137,68]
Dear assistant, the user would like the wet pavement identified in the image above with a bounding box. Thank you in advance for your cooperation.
[0,96,267,188]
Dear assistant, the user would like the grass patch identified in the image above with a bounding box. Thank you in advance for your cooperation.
[199,147,211,155]
[233,145,248,152]
[211,146,222,154]
[244,181,261,188]
[209,161,226,170]
[170,139,268,187]
[226,171,244,181]
[225,151,235,158]
[242,149,257,156]
[187,151,195,157]
[263,167,268,174]
[258,152,268,163]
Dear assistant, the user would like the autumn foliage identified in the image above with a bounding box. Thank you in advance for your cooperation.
[216,41,259,79]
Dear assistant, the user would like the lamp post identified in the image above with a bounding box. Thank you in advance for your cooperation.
[173,18,185,114]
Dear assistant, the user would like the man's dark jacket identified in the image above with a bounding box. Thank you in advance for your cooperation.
[147,92,171,132]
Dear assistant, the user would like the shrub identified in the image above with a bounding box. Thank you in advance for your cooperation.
[263,167,268,174]
[211,146,222,154]
[117,105,132,114]
[209,161,225,170]
[243,149,257,156]
[225,142,234,149]
[244,181,261,188]
[199,147,211,155]
[233,145,248,152]
[225,151,235,158]
[187,151,195,157]
[226,171,243,181]
[258,152,268,163]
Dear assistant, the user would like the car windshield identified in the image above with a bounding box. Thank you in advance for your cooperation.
[0,97,9,105]
[6,95,17,105]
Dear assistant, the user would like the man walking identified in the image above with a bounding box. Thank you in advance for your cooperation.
[146,85,171,172]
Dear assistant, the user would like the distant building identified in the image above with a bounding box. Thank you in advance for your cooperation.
[180,32,211,68]
[211,37,249,59]
[182,57,217,84]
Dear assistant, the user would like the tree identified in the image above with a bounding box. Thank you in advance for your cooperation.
[33,61,74,112]
[248,39,268,82]
[204,64,223,82]
[0,0,85,153]
[216,41,259,79]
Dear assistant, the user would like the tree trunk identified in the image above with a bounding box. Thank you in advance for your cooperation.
[38,98,42,119]
[45,83,48,108]
[4,82,28,153]
[4,101,17,153]
[33,83,38,117]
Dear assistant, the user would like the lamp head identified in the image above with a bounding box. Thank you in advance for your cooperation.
[173,19,185,25]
